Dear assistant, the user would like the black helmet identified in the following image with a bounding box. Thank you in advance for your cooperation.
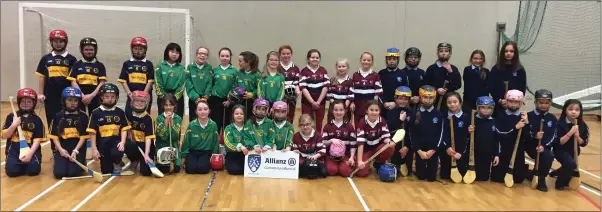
[437,42,452,52]
[404,47,422,68]
[80,37,98,60]
[534,89,553,100]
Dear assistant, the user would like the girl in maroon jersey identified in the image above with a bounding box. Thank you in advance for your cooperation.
[327,58,353,123]
[350,52,383,127]
[322,100,356,177]
[278,45,301,124]
[355,100,394,177]
[299,49,330,130]
[291,114,327,178]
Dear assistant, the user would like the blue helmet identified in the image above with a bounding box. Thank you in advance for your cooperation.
[385,47,400,57]
[61,87,83,99]
[394,86,412,97]
[378,163,397,182]
[476,96,495,107]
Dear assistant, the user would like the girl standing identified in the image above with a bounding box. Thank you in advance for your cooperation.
[355,100,394,177]
[439,92,471,180]
[462,50,490,114]
[424,43,462,114]
[235,51,261,116]
[211,47,238,134]
[468,96,499,181]
[489,41,527,117]
[299,49,330,130]
[258,51,286,106]
[68,37,107,114]
[278,45,301,124]
[155,94,183,174]
[327,58,353,123]
[181,101,220,174]
[155,43,187,117]
[350,52,383,127]
[223,105,249,175]
[186,47,213,121]
[553,99,589,190]
[322,100,356,177]
[411,85,444,182]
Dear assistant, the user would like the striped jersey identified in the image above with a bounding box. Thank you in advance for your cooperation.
[299,66,330,94]
[35,51,78,89]
[356,116,390,152]
[118,58,155,92]
[68,59,107,94]
[126,112,155,143]
[278,62,301,90]
[327,75,353,101]
[350,69,383,100]
[321,120,356,155]
[291,129,326,157]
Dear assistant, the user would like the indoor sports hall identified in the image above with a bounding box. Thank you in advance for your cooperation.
[1,1,600,211]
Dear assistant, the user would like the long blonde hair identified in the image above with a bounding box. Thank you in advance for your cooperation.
[262,51,280,78]
[330,58,349,86]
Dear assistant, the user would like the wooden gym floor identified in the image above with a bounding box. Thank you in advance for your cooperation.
[0,102,600,211]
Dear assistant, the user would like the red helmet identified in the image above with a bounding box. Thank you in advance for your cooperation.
[49,29,68,42]
[210,154,225,171]
[130,37,147,47]
[17,88,38,108]
[131,90,150,102]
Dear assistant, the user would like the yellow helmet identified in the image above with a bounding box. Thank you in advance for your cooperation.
[419,85,436,97]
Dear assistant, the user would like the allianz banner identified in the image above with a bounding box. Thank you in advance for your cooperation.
[244,151,300,179]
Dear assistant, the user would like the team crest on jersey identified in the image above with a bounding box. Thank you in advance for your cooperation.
[492,125,496,131]
[546,121,552,128]
[247,154,261,173]
[513,72,518,77]
[432,117,438,124]
[420,76,423,80]
[64,60,69,65]
[397,77,402,83]
[140,123,145,129]
[114,116,120,123]
[93,68,99,74]
[457,121,464,128]
[27,123,35,130]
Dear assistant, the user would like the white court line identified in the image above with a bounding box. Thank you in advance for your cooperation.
[71,162,131,211]
[14,159,96,211]
[525,159,601,196]
[1,142,50,167]
[347,177,370,212]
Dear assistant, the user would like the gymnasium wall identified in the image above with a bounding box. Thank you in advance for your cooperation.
[1,1,520,106]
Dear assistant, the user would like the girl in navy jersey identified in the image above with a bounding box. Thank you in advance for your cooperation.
[350,52,383,127]
[439,92,471,180]
[327,58,353,123]
[278,45,301,124]
[387,86,414,176]
[299,49,330,130]
[69,37,107,114]
[468,96,499,181]
[322,100,356,177]
[411,85,444,181]
[462,50,490,114]
[489,41,527,117]
[553,99,589,190]
[424,43,462,114]
[355,100,394,177]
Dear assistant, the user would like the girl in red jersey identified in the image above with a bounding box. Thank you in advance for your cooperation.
[350,52,383,127]
[299,49,330,130]
[278,45,301,124]
[355,100,394,177]
[322,100,356,177]
[327,58,353,123]
[291,114,327,179]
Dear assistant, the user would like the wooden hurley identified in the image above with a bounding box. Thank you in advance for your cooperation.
[72,159,103,183]
[62,171,135,180]
[436,80,449,110]
[505,127,523,188]
[568,119,581,189]
[8,96,31,159]
[138,146,164,178]
[463,110,477,184]
[531,118,545,189]
[448,116,462,183]
[399,121,409,177]
[349,129,406,178]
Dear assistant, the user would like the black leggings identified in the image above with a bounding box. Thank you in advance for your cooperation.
[225,151,245,175]
[184,150,211,174]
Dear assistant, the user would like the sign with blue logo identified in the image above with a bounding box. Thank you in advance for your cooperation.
[244,150,299,179]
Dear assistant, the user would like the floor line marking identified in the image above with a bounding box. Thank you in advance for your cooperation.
[70,162,131,211]
[347,177,370,212]
[14,159,95,211]
[200,171,218,210]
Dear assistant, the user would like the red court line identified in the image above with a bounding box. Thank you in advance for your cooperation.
[575,189,601,211]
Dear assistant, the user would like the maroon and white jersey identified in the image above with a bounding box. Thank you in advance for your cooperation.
[299,66,330,94]
[356,116,390,152]
[327,75,354,101]
[278,62,300,90]
[322,120,356,155]
[291,129,326,157]
[350,69,383,101]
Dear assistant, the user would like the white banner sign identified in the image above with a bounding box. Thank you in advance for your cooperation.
[244,150,299,179]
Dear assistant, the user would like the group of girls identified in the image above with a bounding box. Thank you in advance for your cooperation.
[4,28,591,191]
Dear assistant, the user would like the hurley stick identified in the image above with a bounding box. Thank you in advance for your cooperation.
[463,110,477,184]
[448,116,462,183]
[568,119,581,190]
[531,118,545,189]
